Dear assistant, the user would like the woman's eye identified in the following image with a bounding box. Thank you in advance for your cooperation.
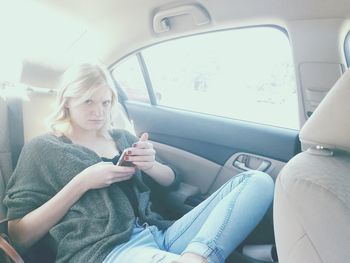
[103,101,111,106]
[85,100,93,105]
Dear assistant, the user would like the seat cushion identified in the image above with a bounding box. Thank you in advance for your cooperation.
[274,151,350,263]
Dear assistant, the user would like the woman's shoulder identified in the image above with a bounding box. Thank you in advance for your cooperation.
[22,133,66,154]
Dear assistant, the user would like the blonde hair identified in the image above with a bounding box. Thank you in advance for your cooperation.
[48,63,118,137]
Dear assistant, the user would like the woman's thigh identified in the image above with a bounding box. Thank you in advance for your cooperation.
[160,171,268,254]
[104,225,180,263]
[120,247,180,263]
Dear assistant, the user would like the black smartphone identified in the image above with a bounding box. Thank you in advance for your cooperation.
[116,149,135,167]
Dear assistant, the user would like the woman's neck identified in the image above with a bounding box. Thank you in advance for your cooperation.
[65,128,100,144]
[64,128,116,158]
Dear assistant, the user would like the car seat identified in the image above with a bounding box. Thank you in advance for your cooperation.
[274,69,350,262]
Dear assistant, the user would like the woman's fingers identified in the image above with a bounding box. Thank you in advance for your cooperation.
[132,141,153,149]
[127,148,155,156]
[111,165,136,173]
[107,169,135,184]
[132,161,154,170]
[139,132,149,141]
[125,155,154,162]
[111,174,133,183]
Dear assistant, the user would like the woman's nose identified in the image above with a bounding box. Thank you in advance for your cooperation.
[92,104,104,116]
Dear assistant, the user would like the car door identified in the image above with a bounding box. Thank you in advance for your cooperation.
[110,26,300,262]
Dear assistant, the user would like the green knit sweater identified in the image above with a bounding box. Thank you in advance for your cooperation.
[4,129,181,262]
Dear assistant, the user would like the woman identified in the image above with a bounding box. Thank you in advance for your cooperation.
[4,63,274,263]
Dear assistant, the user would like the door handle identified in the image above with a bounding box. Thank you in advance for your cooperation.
[233,154,271,172]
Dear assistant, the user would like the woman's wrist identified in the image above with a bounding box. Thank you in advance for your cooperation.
[142,162,175,187]
[72,171,90,193]
[141,162,156,172]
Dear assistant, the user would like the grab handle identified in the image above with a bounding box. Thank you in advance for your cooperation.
[153,4,210,33]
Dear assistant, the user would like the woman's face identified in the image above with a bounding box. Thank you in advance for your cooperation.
[67,85,113,132]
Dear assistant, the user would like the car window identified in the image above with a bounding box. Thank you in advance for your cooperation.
[111,55,150,103]
[344,31,350,67]
[113,27,299,130]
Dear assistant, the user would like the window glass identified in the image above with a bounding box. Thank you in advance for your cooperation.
[111,55,149,103]
[142,27,299,129]
[344,31,350,67]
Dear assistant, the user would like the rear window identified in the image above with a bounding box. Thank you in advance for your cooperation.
[112,26,299,130]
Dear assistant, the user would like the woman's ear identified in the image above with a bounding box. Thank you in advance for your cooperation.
[64,103,70,115]
[64,100,70,109]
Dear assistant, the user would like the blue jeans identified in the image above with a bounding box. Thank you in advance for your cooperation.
[103,171,274,263]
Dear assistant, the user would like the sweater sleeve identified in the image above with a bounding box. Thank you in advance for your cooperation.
[4,138,55,220]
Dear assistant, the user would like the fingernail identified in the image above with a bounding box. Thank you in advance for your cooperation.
[125,156,129,160]
[127,150,132,154]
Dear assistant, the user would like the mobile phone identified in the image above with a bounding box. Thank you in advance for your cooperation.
[116,149,135,167]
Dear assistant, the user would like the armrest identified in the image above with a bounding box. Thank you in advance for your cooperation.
[0,219,24,263]
[166,182,201,214]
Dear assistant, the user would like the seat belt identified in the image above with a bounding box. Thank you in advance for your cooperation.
[7,98,24,169]
[0,217,25,263]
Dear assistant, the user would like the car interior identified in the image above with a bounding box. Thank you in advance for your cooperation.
[0,0,349,262]
[274,67,350,263]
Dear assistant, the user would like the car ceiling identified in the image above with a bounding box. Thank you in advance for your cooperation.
[1,0,350,87]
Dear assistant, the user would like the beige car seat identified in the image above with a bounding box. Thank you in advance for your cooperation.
[274,69,350,262]
[0,97,13,224]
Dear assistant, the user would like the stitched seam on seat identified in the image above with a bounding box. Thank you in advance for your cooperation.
[286,233,324,263]
[303,233,324,263]
[281,175,350,212]
[278,177,329,263]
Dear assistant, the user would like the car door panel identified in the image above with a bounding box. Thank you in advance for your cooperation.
[123,101,300,210]
[209,152,286,194]
[152,141,285,217]
[152,141,221,194]
[125,101,301,165]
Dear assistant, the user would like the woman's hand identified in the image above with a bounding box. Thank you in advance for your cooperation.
[125,133,156,171]
[124,132,176,187]
[77,162,136,191]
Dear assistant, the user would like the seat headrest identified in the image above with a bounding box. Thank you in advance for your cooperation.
[300,69,350,153]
